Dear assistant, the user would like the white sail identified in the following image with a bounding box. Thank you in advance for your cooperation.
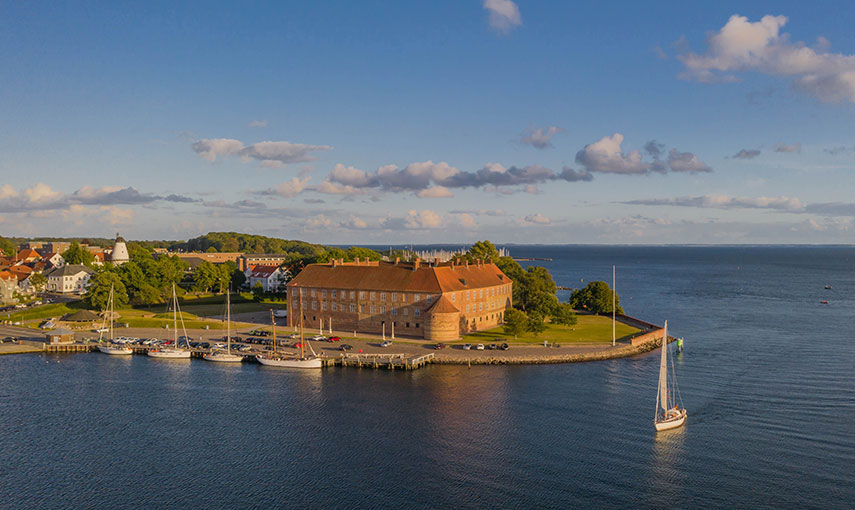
[658,320,669,413]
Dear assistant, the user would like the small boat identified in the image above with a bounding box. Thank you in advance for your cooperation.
[256,289,322,369]
[97,285,132,355]
[148,283,191,359]
[654,321,687,432]
[204,291,242,363]
[820,300,829,305]
[824,285,832,290]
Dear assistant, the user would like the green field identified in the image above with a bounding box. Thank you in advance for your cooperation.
[1,302,84,323]
[460,315,641,345]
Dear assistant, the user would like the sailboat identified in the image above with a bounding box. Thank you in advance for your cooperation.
[98,284,133,355]
[256,288,323,369]
[203,291,243,363]
[654,320,687,431]
[148,283,191,359]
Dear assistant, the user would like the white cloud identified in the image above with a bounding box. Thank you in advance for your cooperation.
[406,209,443,229]
[306,215,332,229]
[521,126,564,149]
[458,213,477,228]
[192,138,331,165]
[314,180,365,196]
[25,182,63,203]
[191,138,244,162]
[575,133,650,174]
[627,195,804,210]
[341,216,368,229]
[732,149,761,159]
[258,177,311,198]
[416,186,454,198]
[678,14,855,103]
[483,0,522,34]
[668,149,713,173]
[328,164,375,187]
[248,120,268,128]
[523,213,551,224]
[774,142,801,153]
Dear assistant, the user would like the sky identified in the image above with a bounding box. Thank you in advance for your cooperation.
[2,1,855,244]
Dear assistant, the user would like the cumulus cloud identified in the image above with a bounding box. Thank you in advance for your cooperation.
[733,149,761,159]
[192,138,332,165]
[380,210,444,230]
[678,14,855,103]
[626,195,804,210]
[254,177,312,198]
[521,126,564,149]
[523,213,551,224]
[0,184,197,213]
[248,120,268,128]
[416,186,454,198]
[483,0,521,33]
[341,216,368,229]
[457,213,477,228]
[576,134,711,174]
[774,142,801,153]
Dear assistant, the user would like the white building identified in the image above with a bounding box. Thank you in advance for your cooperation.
[45,264,95,294]
[111,233,129,265]
[0,271,17,304]
[245,265,289,292]
[42,252,64,267]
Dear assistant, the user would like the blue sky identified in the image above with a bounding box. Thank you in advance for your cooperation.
[2,1,855,244]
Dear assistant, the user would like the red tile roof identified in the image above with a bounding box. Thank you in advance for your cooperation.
[287,261,508,293]
[248,265,280,278]
[428,295,460,314]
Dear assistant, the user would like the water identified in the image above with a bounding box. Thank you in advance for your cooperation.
[1,246,853,509]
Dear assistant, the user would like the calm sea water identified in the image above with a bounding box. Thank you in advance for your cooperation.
[1,246,853,509]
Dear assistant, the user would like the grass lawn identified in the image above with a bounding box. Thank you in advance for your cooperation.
[460,315,641,345]
[115,309,227,330]
[1,302,86,323]
[139,292,286,317]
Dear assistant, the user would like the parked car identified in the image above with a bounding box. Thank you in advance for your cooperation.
[476,344,485,350]
[213,343,226,349]
[1,336,17,343]
[381,340,392,348]
[339,344,353,351]
[94,327,109,333]
[200,342,210,349]
[310,335,326,341]
[488,343,497,350]
[500,343,510,350]
[463,343,472,350]
[434,343,447,350]
[328,336,341,342]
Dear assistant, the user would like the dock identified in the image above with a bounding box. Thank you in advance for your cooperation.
[40,341,435,370]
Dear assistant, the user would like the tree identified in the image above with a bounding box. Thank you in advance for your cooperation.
[84,271,129,310]
[551,303,578,327]
[29,272,47,293]
[132,284,161,308]
[0,237,16,257]
[62,241,95,266]
[502,308,528,338]
[569,281,623,314]
[526,311,547,336]
[193,261,219,293]
[252,282,265,302]
[516,266,558,313]
[466,240,501,262]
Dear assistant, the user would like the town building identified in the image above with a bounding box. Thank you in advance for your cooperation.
[285,258,512,341]
[13,249,41,264]
[172,252,242,269]
[0,270,17,304]
[110,234,130,265]
[239,253,287,271]
[42,252,64,267]
[45,264,95,294]
[245,265,289,292]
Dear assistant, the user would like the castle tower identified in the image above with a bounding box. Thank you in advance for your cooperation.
[111,233,129,266]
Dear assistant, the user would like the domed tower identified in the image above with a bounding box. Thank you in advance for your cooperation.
[111,233,129,266]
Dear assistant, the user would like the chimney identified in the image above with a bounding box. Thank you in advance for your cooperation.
[355,257,360,265]
[395,257,400,265]
[331,259,338,268]
[414,258,421,271]
[465,260,469,268]
[435,257,440,266]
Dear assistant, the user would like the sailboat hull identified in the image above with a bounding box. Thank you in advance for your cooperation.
[655,409,687,431]
[203,352,243,363]
[98,345,133,355]
[256,355,323,368]
[148,349,191,359]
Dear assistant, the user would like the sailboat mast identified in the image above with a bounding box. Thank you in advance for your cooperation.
[271,309,276,353]
[299,287,305,358]
[172,283,178,346]
[109,284,114,342]
[612,265,616,347]
[226,291,231,354]
[658,320,669,414]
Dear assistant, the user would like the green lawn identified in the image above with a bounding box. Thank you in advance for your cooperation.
[1,302,85,323]
[460,315,641,345]
[141,292,286,317]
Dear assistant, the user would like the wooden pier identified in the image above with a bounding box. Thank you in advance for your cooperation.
[39,341,435,370]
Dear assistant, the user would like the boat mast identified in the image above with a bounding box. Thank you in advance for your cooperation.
[109,284,114,342]
[299,287,305,359]
[172,283,178,347]
[657,320,670,417]
[612,265,616,347]
[270,308,276,354]
[226,290,231,355]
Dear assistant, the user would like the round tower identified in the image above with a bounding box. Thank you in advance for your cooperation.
[111,233,129,265]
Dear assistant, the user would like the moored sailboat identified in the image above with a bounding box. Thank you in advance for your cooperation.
[256,288,323,369]
[654,320,687,432]
[204,291,243,363]
[97,285,133,355]
[148,283,191,359]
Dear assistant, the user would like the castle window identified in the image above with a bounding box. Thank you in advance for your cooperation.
[311,289,316,297]
[322,289,327,298]
[370,305,375,314]
[391,308,397,315]
[451,293,455,302]
[414,309,420,317]
[370,291,376,300]
[426,295,433,303]
[321,302,327,311]
[359,291,367,300]
[380,292,386,301]
[332,289,337,298]
[349,303,356,313]
[350,291,356,300]
[380,306,386,314]
[391,292,397,301]
[311,301,317,310]
[332,302,337,311]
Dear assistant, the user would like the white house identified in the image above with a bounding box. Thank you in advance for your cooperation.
[0,271,17,304]
[42,252,64,267]
[45,264,95,294]
[245,265,289,292]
